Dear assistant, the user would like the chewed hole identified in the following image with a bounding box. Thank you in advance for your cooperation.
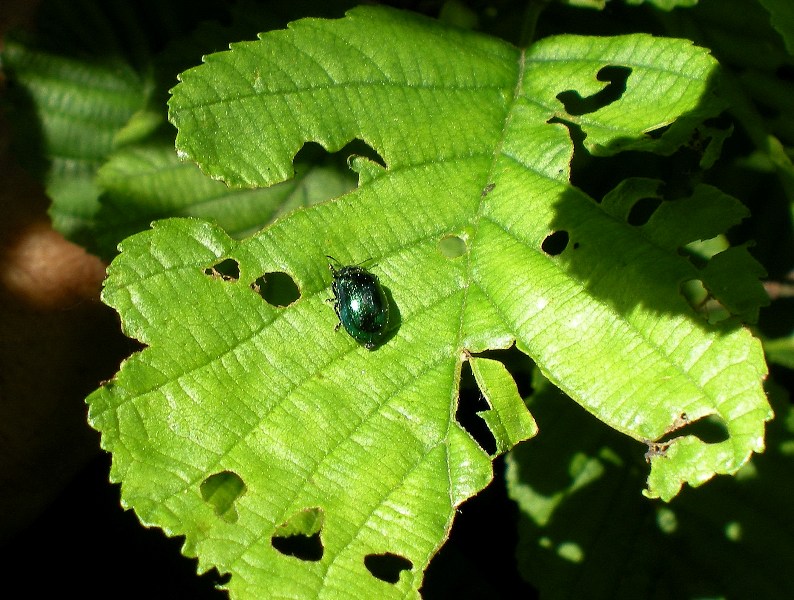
[438,234,467,259]
[627,197,662,226]
[556,65,631,116]
[541,230,569,256]
[456,362,497,456]
[657,413,730,446]
[294,139,386,180]
[271,507,325,562]
[364,553,413,584]
[252,271,301,307]
[271,532,323,562]
[203,258,240,281]
[476,346,535,398]
[200,471,246,523]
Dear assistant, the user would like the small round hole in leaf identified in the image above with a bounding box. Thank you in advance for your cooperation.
[364,552,413,584]
[438,234,467,259]
[541,231,569,256]
[271,507,325,562]
[252,271,301,307]
[203,258,240,281]
[200,471,246,523]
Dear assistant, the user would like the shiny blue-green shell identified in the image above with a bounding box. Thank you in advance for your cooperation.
[329,260,389,349]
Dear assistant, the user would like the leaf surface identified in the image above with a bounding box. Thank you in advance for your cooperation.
[89,6,771,597]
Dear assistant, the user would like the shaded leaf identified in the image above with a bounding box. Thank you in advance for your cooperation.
[507,370,794,599]
[759,0,794,54]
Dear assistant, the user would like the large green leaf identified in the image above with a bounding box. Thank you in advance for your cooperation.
[759,0,794,54]
[88,6,771,598]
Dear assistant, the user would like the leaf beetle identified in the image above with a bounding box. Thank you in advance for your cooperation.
[327,256,389,349]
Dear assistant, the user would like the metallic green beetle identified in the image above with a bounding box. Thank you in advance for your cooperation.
[327,256,389,349]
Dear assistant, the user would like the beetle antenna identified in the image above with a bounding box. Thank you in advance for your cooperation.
[326,255,341,273]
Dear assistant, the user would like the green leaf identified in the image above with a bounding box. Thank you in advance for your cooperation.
[759,0,794,54]
[1,0,355,255]
[506,370,794,599]
[764,336,794,369]
[655,0,794,204]
[93,133,356,257]
[624,0,699,10]
[90,6,771,597]
[557,0,608,10]
[599,179,769,322]
[1,37,149,241]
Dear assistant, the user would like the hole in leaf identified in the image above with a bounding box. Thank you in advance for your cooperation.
[556,65,631,116]
[343,138,387,169]
[438,233,467,259]
[203,258,240,281]
[541,230,569,256]
[271,507,325,562]
[456,362,497,456]
[295,139,387,170]
[200,471,246,523]
[252,271,301,307]
[271,532,323,562]
[656,413,730,446]
[271,532,324,562]
[475,346,535,398]
[295,139,387,192]
[364,552,413,584]
[626,197,662,226]
[548,115,587,154]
